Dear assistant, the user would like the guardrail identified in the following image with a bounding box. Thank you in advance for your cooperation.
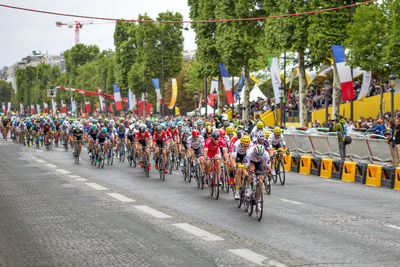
[285,133,392,164]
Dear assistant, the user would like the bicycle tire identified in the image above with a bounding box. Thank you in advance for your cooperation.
[168,153,173,175]
[214,171,219,200]
[237,187,243,208]
[174,154,179,170]
[209,174,214,197]
[272,159,278,183]
[264,178,271,195]
[110,149,114,165]
[133,153,137,168]
[159,154,164,180]
[247,191,254,216]
[256,184,263,221]
[278,159,286,185]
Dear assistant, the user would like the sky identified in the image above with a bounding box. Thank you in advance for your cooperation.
[0,0,197,68]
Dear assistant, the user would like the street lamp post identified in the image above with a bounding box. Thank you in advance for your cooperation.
[324,79,330,123]
[193,91,198,118]
[212,88,217,115]
[389,73,396,118]
[279,85,284,126]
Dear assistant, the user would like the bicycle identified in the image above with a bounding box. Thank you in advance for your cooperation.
[127,142,137,167]
[106,144,114,165]
[73,139,82,164]
[63,133,69,151]
[138,146,150,178]
[246,171,264,221]
[220,159,230,193]
[97,144,105,168]
[190,155,204,189]
[207,157,220,200]
[156,147,166,181]
[118,140,125,162]
[272,148,286,186]
[181,149,189,182]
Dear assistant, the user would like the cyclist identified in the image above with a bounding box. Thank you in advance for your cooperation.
[232,135,251,200]
[187,129,205,182]
[95,127,111,161]
[116,123,126,159]
[87,124,99,155]
[252,131,273,157]
[167,121,180,156]
[269,127,288,152]
[135,125,152,170]
[244,144,271,212]
[125,124,136,154]
[71,124,84,158]
[250,121,266,140]
[152,125,169,173]
[204,130,228,184]
[42,120,51,147]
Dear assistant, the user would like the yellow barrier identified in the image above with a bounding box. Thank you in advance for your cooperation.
[365,164,382,187]
[283,154,292,172]
[341,162,357,183]
[395,167,400,191]
[224,109,232,120]
[320,158,333,179]
[299,156,312,175]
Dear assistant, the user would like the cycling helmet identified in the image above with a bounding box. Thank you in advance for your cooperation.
[256,131,266,140]
[192,130,200,137]
[156,125,162,133]
[205,126,213,134]
[264,130,270,138]
[92,124,97,130]
[176,117,182,122]
[146,118,151,122]
[240,135,251,145]
[226,127,234,135]
[101,127,107,133]
[129,125,134,131]
[119,123,124,128]
[197,119,204,126]
[134,122,139,128]
[161,124,167,131]
[219,129,226,137]
[211,130,220,140]
[75,124,81,130]
[224,121,230,128]
[253,144,265,157]
[169,121,176,129]
[182,126,190,134]
[273,127,282,134]
[177,121,183,127]
[139,125,146,133]
[205,122,212,127]
[256,121,264,129]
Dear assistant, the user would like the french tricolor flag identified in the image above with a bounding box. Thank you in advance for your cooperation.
[331,45,354,101]
[61,100,67,113]
[113,84,123,111]
[218,64,235,105]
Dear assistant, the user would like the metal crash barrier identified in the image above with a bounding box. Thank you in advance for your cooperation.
[285,133,392,164]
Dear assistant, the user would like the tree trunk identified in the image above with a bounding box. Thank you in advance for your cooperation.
[218,75,223,115]
[332,56,341,119]
[379,75,384,119]
[298,48,308,127]
[243,70,250,120]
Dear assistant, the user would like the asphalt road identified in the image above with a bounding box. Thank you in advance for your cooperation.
[1,139,400,266]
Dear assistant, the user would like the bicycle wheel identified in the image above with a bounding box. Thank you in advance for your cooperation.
[214,170,219,200]
[128,148,133,166]
[256,184,263,221]
[209,174,214,197]
[272,160,278,183]
[144,156,149,177]
[195,165,200,188]
[121,148,125,162]
[247,192,254,216]
[264,176,271,195]
[278,159,286,185]
[237,186,243,208]
[168,153,173,175]
[133,152,137,168]
[109,149,114,165]
[175,153,179,170]
[159,154,164,180]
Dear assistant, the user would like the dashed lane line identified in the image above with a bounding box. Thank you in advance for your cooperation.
[228,249,287,267]
[106,193,135,203]
[385,224,400,230]
[280,198,303,205]
[85,182,108,191]
[55,169,71,175]
[45,163,57,168]
[173,223,223,241]
[323,179,341,183]
[33,158,46,164]
[75,178,88,182]
[134,205,172,219]
[68,175,81,178]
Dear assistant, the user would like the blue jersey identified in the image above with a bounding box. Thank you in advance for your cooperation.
[117,128,125,139]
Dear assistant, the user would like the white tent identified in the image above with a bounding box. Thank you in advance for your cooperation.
[239,85,268,102]
[187,105,216,116]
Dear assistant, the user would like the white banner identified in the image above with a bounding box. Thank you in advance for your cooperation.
[128,89,135,110]
[270,57,282,104]
[51,98,57,114]
[395,78,400,95]
[357,71,372,100]
[7,102,11,113]
[97,87,105,111]
[71,97,76,113]
[36,104,41,114]
[20,103,24,113]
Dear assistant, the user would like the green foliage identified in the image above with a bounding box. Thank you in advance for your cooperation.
[0,80,13,103]
[385,0,400,76]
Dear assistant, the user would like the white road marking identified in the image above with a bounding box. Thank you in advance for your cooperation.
[173,223,223,241]
[85,182,108,191]
[280,198,303,205]
[34,158,46,164]
[106,193,135,203]
[228,249,270,266]
[68,175,81,178]
[75,178,88,182]
[134,205,172,219]
[45,163,57,168]
[61,183,76,188]
[385,224,400,230]
[323,179,340,183]
[55,169,71,174]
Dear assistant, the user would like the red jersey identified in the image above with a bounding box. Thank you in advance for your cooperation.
[229,136,238,152]
[204,137,227,154]
[167,128,179,140]
[135,131,151,142]
[153,130,168,142]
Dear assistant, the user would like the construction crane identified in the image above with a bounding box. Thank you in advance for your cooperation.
[56,21,94,45]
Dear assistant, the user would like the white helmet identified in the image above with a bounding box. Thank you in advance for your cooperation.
[129,125,135,131]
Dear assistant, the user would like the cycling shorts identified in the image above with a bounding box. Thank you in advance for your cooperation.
[206,149,220,159]
[235,153,245,164]
[156,140,166,148]
[138,140,148,147]
[194,147,204,158]
[272,143,282,150]
[251,160,264,174]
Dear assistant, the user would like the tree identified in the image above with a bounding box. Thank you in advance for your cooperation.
[345,2,389,118]
[385,0,400,77]
[264,0,312,126]
[215,0,266,120]
[0,80,13,103]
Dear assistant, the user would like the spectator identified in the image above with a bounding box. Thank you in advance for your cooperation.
[388,118,400,166]
[333,116,348,160]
